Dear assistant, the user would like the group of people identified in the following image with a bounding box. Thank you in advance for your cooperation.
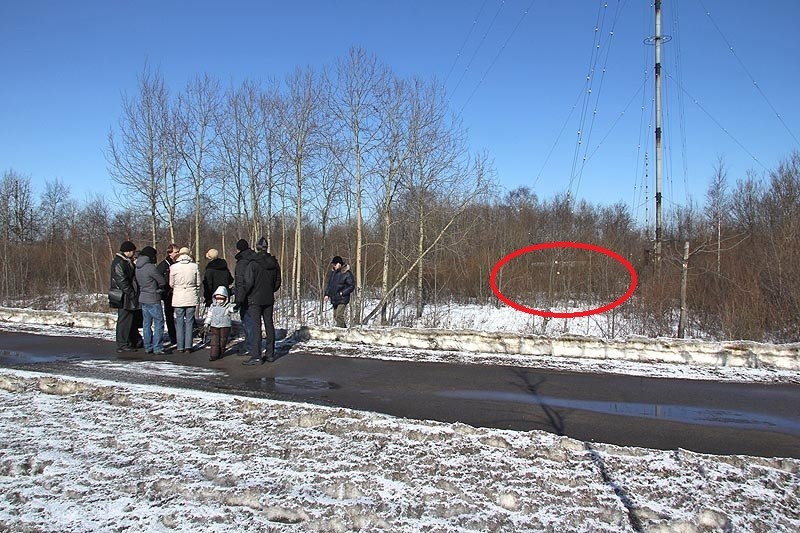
[109,238,355,365]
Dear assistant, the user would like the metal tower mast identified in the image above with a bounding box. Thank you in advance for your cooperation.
[646,0,671,268]
[654,0,664,268]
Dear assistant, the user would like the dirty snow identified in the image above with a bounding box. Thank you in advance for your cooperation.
[0,370,798,532]
[1,308,799,530]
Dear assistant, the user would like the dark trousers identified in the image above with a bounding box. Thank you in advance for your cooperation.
[239,304,253,353]
[248,304,275,360]
[209,326,231,360]
[163,299,176,344]
[116,308,142,348]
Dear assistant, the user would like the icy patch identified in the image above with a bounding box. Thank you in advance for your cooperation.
[73,359,225,380]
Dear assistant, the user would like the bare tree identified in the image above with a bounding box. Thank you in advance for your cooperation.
[369,75,413,324]
[308,144,347,318]
[39,179,74,246]
[279,67,323,320]
[159,99,184,244]
[107,65,168,247]
[403,77,470,317]
[0,170,37,298]
[326,46,389,322]
[215,82,249,240]
[730,170,762,235]
[177,73,221,258]
[705,157,729,273]
[77,194,113,294]
[258,82,285,247]
[361,152,492,324]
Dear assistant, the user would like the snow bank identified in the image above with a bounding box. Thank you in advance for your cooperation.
[306,326,800,371]
[0,306,115,330]
[3,306,798,370]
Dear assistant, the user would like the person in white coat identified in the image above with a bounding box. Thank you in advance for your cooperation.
[169,247,201,352]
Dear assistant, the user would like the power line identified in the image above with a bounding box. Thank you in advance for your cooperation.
[666,72,769,172]
[459,0,539,114]
[569,1,626,201]
[533,86,583,190]
[443,0,491,87]
[696,0,800,150]
[669,0,690,207]
[450,0,507,100]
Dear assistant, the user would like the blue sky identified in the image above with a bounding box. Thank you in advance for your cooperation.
[1,1,798,225]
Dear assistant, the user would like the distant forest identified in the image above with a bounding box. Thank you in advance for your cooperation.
[2,49,798,342]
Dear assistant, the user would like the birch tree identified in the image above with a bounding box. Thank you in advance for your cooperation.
[326,46,388,322]
[177,74,221,258]
[279,67,322,320]
[370,75,412,324]
[705,158,729,274]
[107,65,168,247]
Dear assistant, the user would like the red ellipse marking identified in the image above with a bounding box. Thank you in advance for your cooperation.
[489,242,638,318]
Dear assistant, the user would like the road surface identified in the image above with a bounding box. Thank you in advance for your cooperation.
[1,329,798,458]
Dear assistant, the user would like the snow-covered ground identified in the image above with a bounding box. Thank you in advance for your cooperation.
[0,295,688,338]
[1,305,799,531]
[1,369,798,532]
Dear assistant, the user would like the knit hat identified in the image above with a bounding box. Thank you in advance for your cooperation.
[331,255,344,265]
[139,246,157,262]
[256,237,268,252]
[205,248,219,260]
[236,239,249,252]
[120,241,137,253]
[178,247,191,256]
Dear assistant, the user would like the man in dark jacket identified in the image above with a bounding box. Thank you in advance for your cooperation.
[156,244,179,347]
[203,248,234,306]
[110,240,143,352]
[242,237,282,365]
[324,255,355,328]
[234,238,258,356]
[135,246,168,354]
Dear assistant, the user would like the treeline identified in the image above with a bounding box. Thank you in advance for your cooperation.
[2,47,798,341]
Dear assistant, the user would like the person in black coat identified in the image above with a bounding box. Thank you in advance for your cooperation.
[242,237,282,365]
[110,240,143,352]
[324,255,355,328]
[156,244,180,346]
[234,239,258,355]
[202,248,234,306]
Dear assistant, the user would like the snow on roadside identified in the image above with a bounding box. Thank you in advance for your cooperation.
[0,369,797,532]
[3,319,798,385]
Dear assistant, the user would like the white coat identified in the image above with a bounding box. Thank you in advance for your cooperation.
[169,254,201,307]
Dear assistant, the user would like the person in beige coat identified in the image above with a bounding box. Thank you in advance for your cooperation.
[169,247,201,352]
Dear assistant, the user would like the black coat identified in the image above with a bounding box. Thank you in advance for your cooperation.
[203,258,234,305]
[325,264,355,307]
[243,252,282,306]
[110,253,140,310]
[156,257,175,304]
[234,248,258,306]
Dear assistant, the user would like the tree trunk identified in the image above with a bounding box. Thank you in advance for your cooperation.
[416,207,424,319]
[294,163,303,320]
[380,195,391,325]
[678,240,689,338]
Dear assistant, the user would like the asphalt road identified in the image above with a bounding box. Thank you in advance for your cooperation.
[1,329,798,458]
